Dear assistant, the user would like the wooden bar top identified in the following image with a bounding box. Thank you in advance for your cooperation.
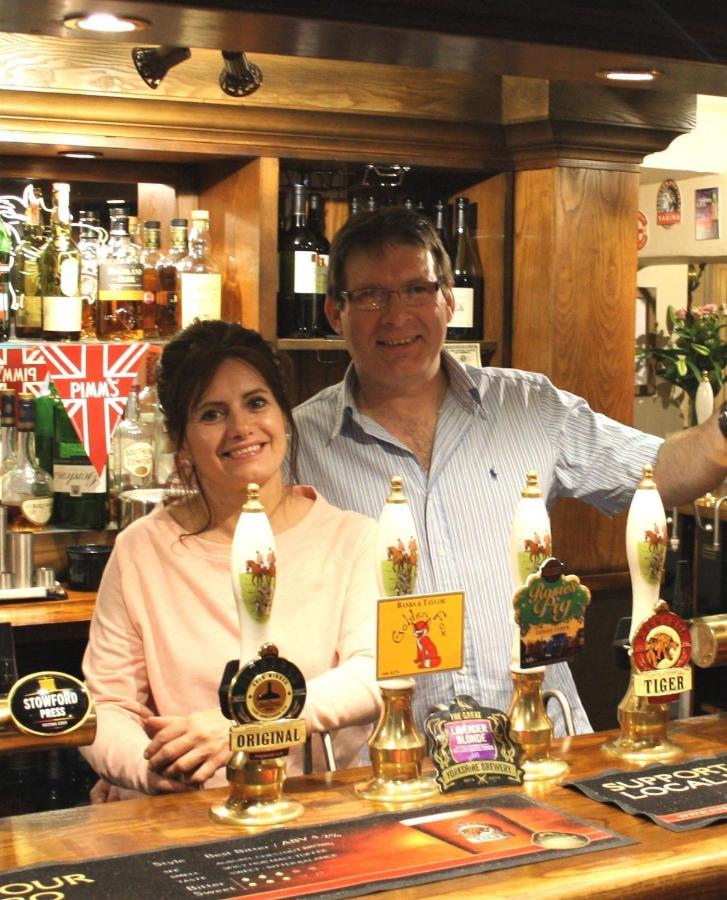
[0,589,95,629]
[0,715,725,898]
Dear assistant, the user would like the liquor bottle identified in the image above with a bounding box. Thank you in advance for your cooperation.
[40,183,82,342]
[140,220,165,339]
[1,394,53,532]
[128,215,142,248]
[97,214,145,341]
[77,210,101,340]
[277,184,322,338]
[0,214,10,342]
[432,199,450,256]
[0,390,17,482]
[112,385,154,493]
[308,192,331,333]
[448,196,484,342]
[33,382,62,476]
[154,218,186,338]
[52,399,108,530]
[11,187,45,340]
[178,210,221,328]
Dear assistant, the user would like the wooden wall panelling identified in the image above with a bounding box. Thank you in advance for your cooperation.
[137,183,177,233]
[453,172,511,366]
[512,164,640,575]
[197,157,279,336]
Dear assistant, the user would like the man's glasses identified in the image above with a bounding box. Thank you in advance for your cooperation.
[339,280,441,311]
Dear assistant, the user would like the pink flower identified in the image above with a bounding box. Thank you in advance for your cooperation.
[675,308,687,319]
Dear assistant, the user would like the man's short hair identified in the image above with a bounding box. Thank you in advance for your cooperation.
[328,206,454,306]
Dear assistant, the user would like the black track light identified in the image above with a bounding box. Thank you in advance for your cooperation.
[132,46,191,89]
[219,51,263,97]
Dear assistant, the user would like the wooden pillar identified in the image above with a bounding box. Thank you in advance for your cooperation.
[504,78,697,577]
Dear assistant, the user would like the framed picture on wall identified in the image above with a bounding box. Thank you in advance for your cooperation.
[695,187,720,240]
[635,286,657,396]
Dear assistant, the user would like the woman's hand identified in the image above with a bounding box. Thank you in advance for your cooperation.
[90,778,124,804]
[143,708,230,787]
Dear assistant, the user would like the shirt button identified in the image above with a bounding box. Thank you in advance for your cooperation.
[439,547,447,559]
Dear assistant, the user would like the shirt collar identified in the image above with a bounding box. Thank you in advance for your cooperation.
[329,351,484,442]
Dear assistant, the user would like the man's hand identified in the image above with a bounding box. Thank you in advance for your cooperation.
[143,708,230,787]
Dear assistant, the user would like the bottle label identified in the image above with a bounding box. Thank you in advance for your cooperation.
[98,262,144,301]
[121,441,153,478]
[316,253,329,295]
[60,258,80,297]
[20,496,53,525]
[80,257,98,302]
[42,296,82,333]
[54,464,106,496]
[450,286,474,328]
[179,273,221,327]
[16,294,42,328]
[293,251,317,294]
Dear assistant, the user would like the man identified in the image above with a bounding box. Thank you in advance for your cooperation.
[292,207,727,734]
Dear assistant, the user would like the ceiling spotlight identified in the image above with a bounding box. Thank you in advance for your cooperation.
[58,150,103,159]
[132,46,191,89]
[219,51,263,97]
[596,68,661,83]
[64,13,148,33]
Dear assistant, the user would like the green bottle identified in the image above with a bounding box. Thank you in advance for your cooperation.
[52,401,108,530]
[34,382,62,476]
[0,213,12,342]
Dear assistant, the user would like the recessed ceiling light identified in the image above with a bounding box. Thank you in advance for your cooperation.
[64,13,149,33]
[58,150,104,159]
[596,68,661,83]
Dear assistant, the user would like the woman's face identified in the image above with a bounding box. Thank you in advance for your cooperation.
[182,357,288,504]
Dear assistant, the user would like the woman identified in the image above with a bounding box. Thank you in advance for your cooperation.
[81,320,381,797]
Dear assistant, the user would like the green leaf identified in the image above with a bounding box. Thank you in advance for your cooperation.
[676,357,687,376]
[692,343,711,355]
[666,305,677,334]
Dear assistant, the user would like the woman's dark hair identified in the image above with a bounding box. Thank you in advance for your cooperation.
[156,320,299,523]
[328,206,454,306]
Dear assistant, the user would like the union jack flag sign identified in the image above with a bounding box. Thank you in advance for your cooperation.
[39,343,150,474]
[0,345,49,396]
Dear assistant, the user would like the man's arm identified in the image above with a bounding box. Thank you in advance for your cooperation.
[653,407,727,507]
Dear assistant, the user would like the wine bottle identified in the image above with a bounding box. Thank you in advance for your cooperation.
[178,210,221,328]
[0,390,17,482]
[97,213,145,341]
[0,214,10,343]
[77,210,101,340]
[52,400,108,530]
[40,183,82,342]
[448,196,484,342]
[1,394,53,532]
[33,382,62,477]
[11,187,45,340]
[432,199,450,256]
[308,192,331,333]
[277,184,322,338]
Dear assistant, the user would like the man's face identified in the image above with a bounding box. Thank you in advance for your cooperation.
[324,242,454,396]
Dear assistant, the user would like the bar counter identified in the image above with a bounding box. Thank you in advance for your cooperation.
[0,714,725,898]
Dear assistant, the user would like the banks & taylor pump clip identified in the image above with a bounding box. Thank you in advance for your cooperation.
[210,483,307,827]
[603,466,691,761]
[355,475,438,803]
[507,472,572,781]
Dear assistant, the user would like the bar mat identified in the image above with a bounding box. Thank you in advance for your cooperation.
[565,751,727,832]
[0,793,632,899]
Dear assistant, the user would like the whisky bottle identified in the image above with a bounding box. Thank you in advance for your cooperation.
[40,183,82,342]
[178,210,221,328]
[140,220,164,339]
[97,214,145,340]
[77,211,101,340]
[1,394,53,532]
[11,187,45,340]
[154,218,186,338]
[52,400,108,530]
